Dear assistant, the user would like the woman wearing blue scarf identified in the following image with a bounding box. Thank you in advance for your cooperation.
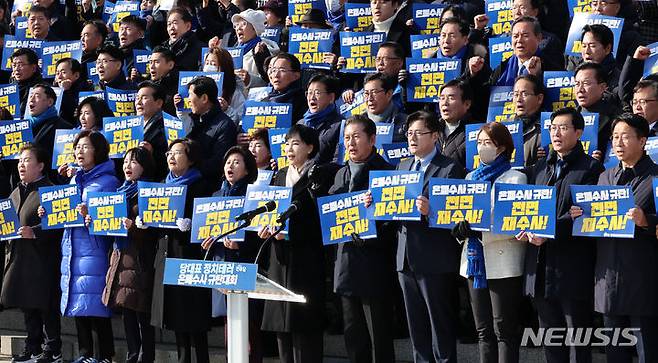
[101,147,157,363]
[200,146,265,362]
[301,74,342,164]
[453,122,527,363]
[148,138,213,363]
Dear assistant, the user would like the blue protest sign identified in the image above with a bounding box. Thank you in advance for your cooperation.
[339,31,386,74]
[79,91,104,104]
[0,120,33,159]
[605,136,658,169]
[492,183,557,238]
[1,36,43,71]
[382,142,411,166]
[568,0,594,18]
[87,62,100,86]
[191,196,245,243]
[242,101,293,134]
[543,71,577,111]
[429,178,491,231]
[465,123,484,171]
[367,170,422,221]
[163,258,257,291]
[102,116,144,159]
[244,184,292,234]
[225,47,243,70]
[255,169,274,185]
[571,184,634,238]
[504,121,524,168]
[39,184,85,229]
[288,0,326,24]
[336,89,367,118]
[0,199,21,240]
[485,0,513,36]
[132,49,151,76]
[41,41,83,79]
[411,34,441,59]
[489,36,513,70]
[412,3,445,34]
[644,42,658,77]
[262,26,283,43]
[108,1,140,33]
[335,120,394,164]
[288,27,334,69]
[540,112,598,155]
[52,129,79,169]
[317,191,376,245]
[14,17,30,39]
[489,86,514,108]
[486,106,516,123]
[268,128,289,170]
[0,84,21,119]
[345,3,372,32]
[406,58,461,102]
[102,0,116,23]
[566,13,623,57]
[177,71,224,112]
[163,112,187,145]
[137,181,187,229]
[105,87,137,116]
[88,192,128,236]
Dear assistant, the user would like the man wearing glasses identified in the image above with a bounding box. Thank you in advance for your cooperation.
[574,62,622,161]
[264,53,308,122]
[96,45,134,91]
[363,73,407,143]
[522,107,603,363]
[10,48,43,116]
[631,80,658,136]
[512,74,545,166]
[395,111,464,363]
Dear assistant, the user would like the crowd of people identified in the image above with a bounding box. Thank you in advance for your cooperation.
[0,0,656,362]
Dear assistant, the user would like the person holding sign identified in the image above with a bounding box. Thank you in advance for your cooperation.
[364,73,407,143]
[148,46,179,115]
[364,0,411,56]
[301,74,342,164]
[10,48,43,117]
[263,53,308,122]
[203,47,247,125]
[201,146,265,362]
[328,115,397,363]
[258,124,328,362]
[392,111,465,363]
[54,58,93,125]
[588,0,641,67]
[522,108,604,363]
[1,145,64,363]
[27,6,59,41]
[512,74,545,166]
[452,122,527,363]
[437,79,472,167]
[102,147,157,363]
[118,16,147,78]
[574,62,622,160]
[149,138,213,363]
[570,114,658,362]
[46,130,119,363]
[566,24,621,93]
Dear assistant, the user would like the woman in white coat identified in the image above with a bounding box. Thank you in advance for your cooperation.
[453,122,527,363]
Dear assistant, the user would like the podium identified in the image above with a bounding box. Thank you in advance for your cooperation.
[226,273,306,363]
[162,258,305,363]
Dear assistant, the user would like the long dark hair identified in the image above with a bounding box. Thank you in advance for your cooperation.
[124,147,156,181]
[206,47,237,102]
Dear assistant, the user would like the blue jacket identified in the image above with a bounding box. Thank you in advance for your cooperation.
[60,160,120,317]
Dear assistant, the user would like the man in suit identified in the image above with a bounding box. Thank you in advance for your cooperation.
[396,111,465,363]
[329,115,396,363]
[522,107,604,363]
[135,81,169,181]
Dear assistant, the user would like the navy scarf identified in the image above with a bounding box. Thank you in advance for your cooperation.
[496,55,528,86]
[466,154,512,288]
[303,103,337,129]
[117,180,139,199]
[240,36,262,54]
[441,45,467,60]
[166,168,202,185]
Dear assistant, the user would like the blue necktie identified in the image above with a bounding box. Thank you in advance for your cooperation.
[519,64,527,76]
[414,159,422,172]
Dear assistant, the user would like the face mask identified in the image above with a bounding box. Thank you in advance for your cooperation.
[203,64,218,72]
[478,144,499,165]
[324,0,341,13]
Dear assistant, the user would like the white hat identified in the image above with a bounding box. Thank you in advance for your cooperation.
[231,9,266,36]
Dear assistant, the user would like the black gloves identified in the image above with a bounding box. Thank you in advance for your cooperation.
[451,220,480,241]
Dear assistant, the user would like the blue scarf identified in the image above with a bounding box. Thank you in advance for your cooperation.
[496,55,528,86]
[240,36,262,55]
[303,103,337,129]
[27,105,58,129]
[165,167,202,185]
[466,154,511,288]
[441,45,467,60]
[117,180,139,199]
[326,9,345,30]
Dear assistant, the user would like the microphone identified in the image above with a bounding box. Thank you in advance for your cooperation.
[235,200,277,222]
[276,202,299,224]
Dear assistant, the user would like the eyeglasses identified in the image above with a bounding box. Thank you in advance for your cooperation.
[11,62,28,69]
[165,151,185,157]
[96,58,120,66]
[512,4,529,11]
[406,130,433,138]
[512,91,536,99]
[591,0,618,6]
[267,67,294,75]
[574,81,601,88]
[306,90,329,97]
[363,89,386,98]
[75,145,93,151]
[375,56,401,63]
[631,99,657,107]
[549,125,574,133]
[612,133,637,144]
